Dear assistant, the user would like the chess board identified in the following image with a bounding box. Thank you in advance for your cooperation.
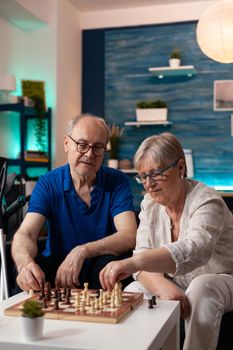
[4,288,143,324]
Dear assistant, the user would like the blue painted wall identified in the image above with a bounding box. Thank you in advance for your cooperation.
[83,21,233,209]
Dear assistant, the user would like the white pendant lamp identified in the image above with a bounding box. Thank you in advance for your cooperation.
[196,0,233,63]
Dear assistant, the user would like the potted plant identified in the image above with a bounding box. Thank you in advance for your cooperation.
[108,124,124,168]
[136,100,168,122]
[169,49,181,67]
[21,299,45,341]
[32,95,47,153]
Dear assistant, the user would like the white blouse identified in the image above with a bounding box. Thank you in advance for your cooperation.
[133,180,233,289]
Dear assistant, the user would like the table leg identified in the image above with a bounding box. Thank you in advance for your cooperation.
[161,320,180,350]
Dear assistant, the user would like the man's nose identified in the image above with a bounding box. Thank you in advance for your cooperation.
[85,147,94,157]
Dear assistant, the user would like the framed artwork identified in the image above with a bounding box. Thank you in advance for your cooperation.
[214,80,233,111]
[21,80,46,112]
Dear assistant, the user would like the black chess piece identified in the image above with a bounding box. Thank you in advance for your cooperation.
[66,294,71,305]
[152,295,157,305]
[148,299,153,309]
[41,278,45,298]
[43,298,48,309]
[54,298,59,310]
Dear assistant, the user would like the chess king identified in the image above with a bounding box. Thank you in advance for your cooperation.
[12,115,137,292]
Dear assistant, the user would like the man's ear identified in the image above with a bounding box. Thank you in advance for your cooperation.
[64,135,69,153]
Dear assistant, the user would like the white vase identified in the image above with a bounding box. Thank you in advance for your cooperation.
[21,316,44,341]
[169,58,181,67]
[108,159,119,169]
[136,108,168,122]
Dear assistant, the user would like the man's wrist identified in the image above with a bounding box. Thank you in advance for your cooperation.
[77,244,91,259]
[16,257,34,273]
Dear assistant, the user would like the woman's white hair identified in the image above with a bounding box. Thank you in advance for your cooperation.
[134,132,187,177]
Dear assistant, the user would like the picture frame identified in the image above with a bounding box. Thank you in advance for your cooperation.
[214,80,233,111]
[21,80,46,112]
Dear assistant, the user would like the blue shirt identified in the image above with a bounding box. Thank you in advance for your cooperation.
[28,164,134,257]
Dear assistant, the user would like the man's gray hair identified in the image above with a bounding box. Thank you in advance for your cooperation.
[134,132,187,177]
[66,114,110,142]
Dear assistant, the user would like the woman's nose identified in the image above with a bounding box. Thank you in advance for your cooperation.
[145,175,154,186]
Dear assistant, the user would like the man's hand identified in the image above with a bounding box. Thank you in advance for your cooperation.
[55,245,87,287]
[16,261,45,291]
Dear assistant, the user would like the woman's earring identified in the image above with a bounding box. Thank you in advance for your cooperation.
[181,174,184,179]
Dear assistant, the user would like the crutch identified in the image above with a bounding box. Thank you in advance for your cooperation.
[0,157,9,300]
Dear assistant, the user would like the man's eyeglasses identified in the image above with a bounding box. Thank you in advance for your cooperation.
[134,160,179,184]
[67,135,107,157]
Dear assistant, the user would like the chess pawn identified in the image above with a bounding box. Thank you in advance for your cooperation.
[86,294,90,306]
[54,299,59,310]
[63,287,67,298]
[148,299,153,309]
[40,279,45,298]
[103,293,107,305]
[119,289,123,302]
[80,302,85,313]
[110,295,115,308]
[114,295,121,307]
[66,294,71,305]
[99,298,103,309]
[42,298,48,309]
[74,293,80,308]
[84,283,89,292]
[99,289,103,299]
[82,288,88,300]
[152,295,157,305]
[114,283,119,292]
[89,300,94,313]
[94,299,99,310]
[66,287,71,298]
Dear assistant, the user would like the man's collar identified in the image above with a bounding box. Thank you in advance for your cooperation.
[64,164,104,192]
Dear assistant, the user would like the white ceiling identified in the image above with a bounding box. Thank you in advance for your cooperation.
[69,0,204,12]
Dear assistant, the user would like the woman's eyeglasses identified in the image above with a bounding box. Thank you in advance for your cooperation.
[134,160,179,184]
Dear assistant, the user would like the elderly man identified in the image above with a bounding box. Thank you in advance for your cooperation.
[12,115,137,291]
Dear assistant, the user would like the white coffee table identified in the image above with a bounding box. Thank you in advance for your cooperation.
[0,292,180,350]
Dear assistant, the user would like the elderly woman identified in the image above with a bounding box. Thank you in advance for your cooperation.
[99,132,233,350]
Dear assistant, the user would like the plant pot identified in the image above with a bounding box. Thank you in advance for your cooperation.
[108,159,119,169]
[21,316,44,341]
[136,108,168,122]
[169,58,181,67]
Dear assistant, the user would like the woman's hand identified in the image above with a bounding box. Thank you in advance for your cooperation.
[99,258,137,290]
[146,274,190,319]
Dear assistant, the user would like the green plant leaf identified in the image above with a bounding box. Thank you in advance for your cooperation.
[22,299,44,318]
[136,100,167,108]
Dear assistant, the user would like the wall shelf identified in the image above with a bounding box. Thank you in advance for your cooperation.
[124,121,173,127]
[120,169,137,173]
[148,65,197,79]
